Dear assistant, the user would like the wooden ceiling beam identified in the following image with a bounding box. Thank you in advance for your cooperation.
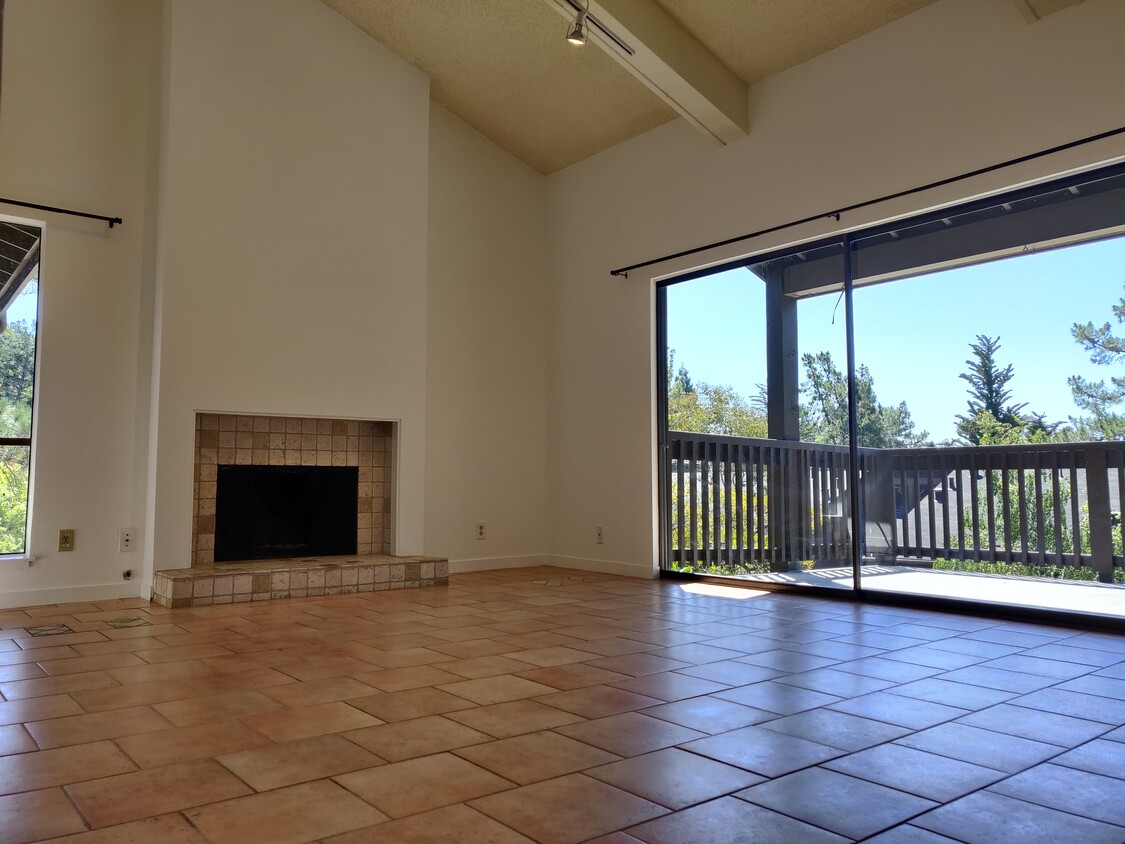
[542,0,749,145]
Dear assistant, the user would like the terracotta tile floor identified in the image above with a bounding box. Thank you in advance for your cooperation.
[1,567,1125,842]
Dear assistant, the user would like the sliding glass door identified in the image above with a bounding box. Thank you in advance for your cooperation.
[660,244,854,592]
[660,162,1125,622]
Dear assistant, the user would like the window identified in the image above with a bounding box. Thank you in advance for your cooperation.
[0,221,41,555]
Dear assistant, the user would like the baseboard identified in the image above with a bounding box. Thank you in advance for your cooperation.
[0,581,149,611]
[542,555,658,579]
[448,554,548,574]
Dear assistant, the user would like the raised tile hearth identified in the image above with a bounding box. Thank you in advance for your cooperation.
[152,554,448,608]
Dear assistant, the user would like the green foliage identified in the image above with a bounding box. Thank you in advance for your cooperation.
[0,309,37,555]
[0,446,29,554]
[932,558,1100,582]
[0,318,36,409]
[669,559,818,576]
[799,351,929,448]
[670,560,772,576]
[667,352,768,438]
[1070,285,1125,440]
[669,480,765,553]
[954,336,1059,444]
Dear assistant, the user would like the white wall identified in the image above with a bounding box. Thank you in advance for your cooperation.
[0,0,161,607]
[543,0,1125,577]
[5,0,1125,607]
[148,0,432,579]
[426,104,548,572]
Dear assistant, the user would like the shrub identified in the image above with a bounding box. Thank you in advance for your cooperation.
[932,558,1102,582]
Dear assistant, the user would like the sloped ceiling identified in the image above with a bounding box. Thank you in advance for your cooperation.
[321,0,937,174]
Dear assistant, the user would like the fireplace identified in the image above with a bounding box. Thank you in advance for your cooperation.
[193,413,392,566]
[214,465,358,561]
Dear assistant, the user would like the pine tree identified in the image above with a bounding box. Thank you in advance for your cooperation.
[955,335,1026,444]
[1069,286,1125,440]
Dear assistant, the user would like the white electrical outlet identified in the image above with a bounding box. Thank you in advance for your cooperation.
[475,522,487,541]
[119,528,137,552]
[596,526,604,544]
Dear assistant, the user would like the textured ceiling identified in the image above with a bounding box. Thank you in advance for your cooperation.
[652,0,937,87]
[321,0,937,174]
[322,0,677,174]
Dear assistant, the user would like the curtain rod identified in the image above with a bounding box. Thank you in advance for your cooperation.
[609,124,1125,278]
[0,196,122,229]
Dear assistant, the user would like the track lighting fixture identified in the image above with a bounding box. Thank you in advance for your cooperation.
[567,3,588,45]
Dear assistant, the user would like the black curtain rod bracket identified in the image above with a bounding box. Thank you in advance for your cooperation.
[610,123,1125,278]
[0,196,122,229]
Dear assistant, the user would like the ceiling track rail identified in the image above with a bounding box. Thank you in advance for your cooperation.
[610,123,1125,278]
[0,196,122,229]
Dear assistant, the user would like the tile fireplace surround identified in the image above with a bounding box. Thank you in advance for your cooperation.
[192,413,393,566]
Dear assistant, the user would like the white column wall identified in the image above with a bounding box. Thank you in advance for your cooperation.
[426,104,548,572]
[149,0,432,576]
[544,0,1125,576]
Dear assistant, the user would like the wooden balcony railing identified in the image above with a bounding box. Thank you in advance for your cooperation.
[666,431,1125,583]
[666,432,851,571]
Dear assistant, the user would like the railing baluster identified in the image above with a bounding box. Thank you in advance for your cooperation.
[1001,452,1013,560]
[734,444,744,570]
[1069,451,1081,564]
[926,458,938,561]
[838,450,848,561]
[985,454,997,562]
[953,456,964,559]
[727,442,736,565]
[1017,455,1029,565]
[912,457,922,558]
[1051,451,1064,563]
[1117,456,1125,569]
[969,453,981,562]
[689,438,699,563]
[756,445,766,567]
[1086,446,1113,582]
[769,445,778,571]
[941,454,953,559]
[811,449,822,561]
[701,442,712,568]
[675,439,685,563]
[716,442,723,561]
[1034,450,1046,566]
[786,446,798,567]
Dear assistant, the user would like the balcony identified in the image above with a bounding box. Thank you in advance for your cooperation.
[665,431,1125,619]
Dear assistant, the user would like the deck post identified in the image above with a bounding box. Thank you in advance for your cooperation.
[764,265,799,441]
[764,265,800,570]
[862,450,898,563]
[1086,448,1114,583]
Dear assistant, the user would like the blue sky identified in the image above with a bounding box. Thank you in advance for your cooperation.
[6,275,37,326]
[668,235,1125,442]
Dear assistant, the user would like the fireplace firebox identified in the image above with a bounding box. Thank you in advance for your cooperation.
[214,465,358,562]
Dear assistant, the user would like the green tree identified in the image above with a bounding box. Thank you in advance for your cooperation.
[0,300,37,553]
[955,335,1023,444]
[955,335,1058,444]
[0,319,35,408]
[667,353,767,438]
[799,351,929,448]
[1069,285,1125,440]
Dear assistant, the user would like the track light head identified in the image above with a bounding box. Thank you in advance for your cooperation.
[567,9,588,45]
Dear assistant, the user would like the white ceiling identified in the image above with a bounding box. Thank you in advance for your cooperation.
[321,0,937,174]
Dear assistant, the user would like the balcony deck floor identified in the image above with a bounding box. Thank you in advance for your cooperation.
[734,565,1125,620]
